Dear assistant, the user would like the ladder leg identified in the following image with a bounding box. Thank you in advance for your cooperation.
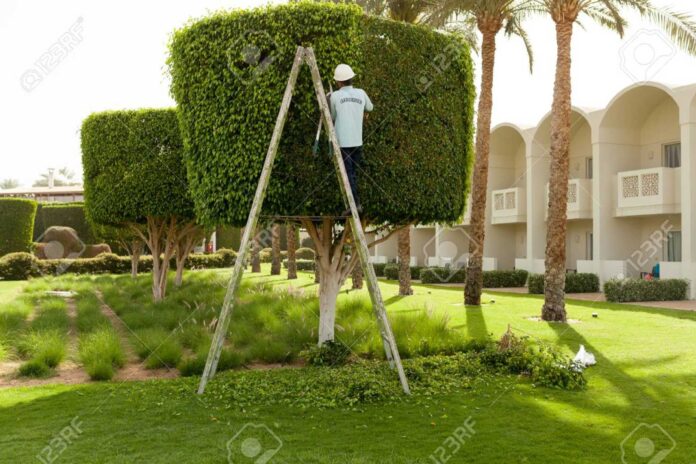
[197,46,306,394]
[304,48,411,395]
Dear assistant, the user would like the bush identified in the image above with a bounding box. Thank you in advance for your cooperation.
[283,259,314,271]
[295,247,315,260]
[372,263,387,277]
[0,253,39,280]
[18,359,51,377]
[33,203,94,243]
[482,270,528,288]
[169,2,475,226]
[216,248,237,266]
[259,247,287,263]
[527,273,600,294]
[383,263,399,280]
[604,278,689,302]
[0,198,37,256]
[79,327,126,381]
[420,267,466,284]
[302,340,351,367]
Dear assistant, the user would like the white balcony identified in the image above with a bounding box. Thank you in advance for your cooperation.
[491,187,526,224]
[546,178,593,220]
[615,167,680,217]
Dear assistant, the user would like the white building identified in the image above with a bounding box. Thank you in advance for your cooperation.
[369,82,696,297]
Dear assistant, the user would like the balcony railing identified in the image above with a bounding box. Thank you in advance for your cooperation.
[546,178,592,220]
[491,187,526,224]
[616,167,680,216]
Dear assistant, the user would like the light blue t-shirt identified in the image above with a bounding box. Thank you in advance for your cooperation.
[330,86,373,148]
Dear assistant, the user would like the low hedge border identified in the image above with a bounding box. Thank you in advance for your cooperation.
[383,264,424,281]
[604,278,689,302]
[282,259,315,271]
[527,273,600,294]
[0,249,237,281]
[419,267,528,287]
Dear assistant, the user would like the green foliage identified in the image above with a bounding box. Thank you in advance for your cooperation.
[0,253,38,280]
[372,263,387,277]
[295,247,315,260]
[133,328,183,369]
[302,340,351,367]
[79,328,125,380]
[81,108,194,227]
[282,259,314,271]
[604,278,689,302]
[33,203,95,243]
[383,264,423,280]
[20,331,66,368]
[483,270,528,288]
[527,273,600,294]
[259,247,287,263]
[420,266,466,284]
[215,226,241,250]
[18,359,51,377]
[0,198,37,256]
[169,2,475,226]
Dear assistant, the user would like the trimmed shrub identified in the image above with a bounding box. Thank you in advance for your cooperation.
[0,253,39,280]
[216,248,237,266]
[0,198,37,256]
[282,259,314,271]
[372,263,387,277]
[33,203,94,243]
[604,278,689,302]
[384,263,399,280]
[482,270,528,288]
[420,267,466,284]
[260,247,287,263]
[295,247,315,260]
[169,2,475,226]
[527,273,600,294]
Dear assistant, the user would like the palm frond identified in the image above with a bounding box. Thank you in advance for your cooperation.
[637,4,696,55]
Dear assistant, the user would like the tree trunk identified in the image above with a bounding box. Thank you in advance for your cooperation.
[271,223,281,275]
[398,227,412,295]
[465,28,498,306]
[130,240,143,278]
[286,223,297,279]
[542,21,574,322]
[351,263,363,289]
[138,217,177,302]
[314,255,320,283]
[318,268,341,344]
[251,231,261,273]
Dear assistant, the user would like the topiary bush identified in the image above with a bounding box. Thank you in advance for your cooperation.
[0,198,37,256]
[482,270,528,288]
[168,2,475,226]
[0,252,39,280]
[604,278,689,302]
[282,259,314,271]
[527,273,600,294]
[295,247,315,260]
[420,266,467,284]
[383,263,399,280]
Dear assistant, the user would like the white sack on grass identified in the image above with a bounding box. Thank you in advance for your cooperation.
[573,344,596,368]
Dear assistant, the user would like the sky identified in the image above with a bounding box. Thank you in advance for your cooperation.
[1,0,695,187]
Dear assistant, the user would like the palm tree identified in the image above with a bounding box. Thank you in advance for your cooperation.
[533,0,696,321]
[427,0,534,306]
[286,223,298,279]
[33,167,80,187]
[0,179,19,190]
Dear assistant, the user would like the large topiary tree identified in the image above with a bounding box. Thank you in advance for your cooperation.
[0,198,37,256]
[81,108,201,300]
[169,2,475,342]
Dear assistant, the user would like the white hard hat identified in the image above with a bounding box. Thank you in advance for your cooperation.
[333,64,356,82]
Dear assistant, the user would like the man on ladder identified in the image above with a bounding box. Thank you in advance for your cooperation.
[330,64,373,216]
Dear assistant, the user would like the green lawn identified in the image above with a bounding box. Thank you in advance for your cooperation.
[1,269,695,463]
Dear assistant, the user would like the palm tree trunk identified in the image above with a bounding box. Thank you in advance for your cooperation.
[351,262,363,289]
[542,21,573,322]
[465,29,497,306]
[286,223,297,279]
[398,227,412,295]
[270,223,281,275]
[251,230,261,273]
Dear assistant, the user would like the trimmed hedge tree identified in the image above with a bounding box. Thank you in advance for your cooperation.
[169,2,475,342]
[81,108,201,300]
[0,198,37,256]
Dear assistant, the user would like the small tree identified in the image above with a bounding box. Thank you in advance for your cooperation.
[92,223,144,278]
[169,2,475,343]
[81,109,199,300]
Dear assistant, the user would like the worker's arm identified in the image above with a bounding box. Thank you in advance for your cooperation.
[364,91,374,112]
[330,93,337,121]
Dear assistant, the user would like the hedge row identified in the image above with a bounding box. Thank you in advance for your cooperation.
[0,249,236,281]
[33,203,94,243]
[383,263,424,281]
[419,267,529,287]
[0,198,37,256]
[604,278,689,302]
[282,259,315,271]
[527,273,600,294]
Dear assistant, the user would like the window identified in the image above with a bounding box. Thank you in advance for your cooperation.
[663,143,681,168]
[585,157,593,179]
[665,231,682,262]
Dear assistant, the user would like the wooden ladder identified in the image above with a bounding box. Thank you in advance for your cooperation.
[198,46,410,395]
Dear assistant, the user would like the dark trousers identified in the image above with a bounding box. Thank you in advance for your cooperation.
[341,146,363,207]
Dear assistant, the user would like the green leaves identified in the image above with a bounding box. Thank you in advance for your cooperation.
[81,109,195,226]
[169,2,476,226]
[0,198,37,256]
